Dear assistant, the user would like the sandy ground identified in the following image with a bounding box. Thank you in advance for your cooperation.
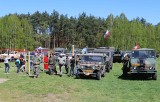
[0,78,8,83]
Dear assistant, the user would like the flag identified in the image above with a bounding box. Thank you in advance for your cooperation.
[104,30,110,39]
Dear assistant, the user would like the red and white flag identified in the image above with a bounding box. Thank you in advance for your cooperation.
[104,30,110,39]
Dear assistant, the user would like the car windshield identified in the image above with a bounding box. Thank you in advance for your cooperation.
[66,53,72,57]
[132,50,155,58]
[81,56,103,62]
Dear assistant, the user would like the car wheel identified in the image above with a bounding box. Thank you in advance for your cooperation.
[152,73,157,80]
[110,64,113,70]
[106,67,110,73]
[101,73,105,77]
[96,71,101,80]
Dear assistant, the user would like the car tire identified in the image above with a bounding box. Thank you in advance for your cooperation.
[106,67,110,73]
[152,73,157,80]
[101,73,105,77]
[96,71,101,80]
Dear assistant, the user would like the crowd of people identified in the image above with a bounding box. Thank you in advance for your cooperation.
[48,52,80,77]
[3,51,80,79]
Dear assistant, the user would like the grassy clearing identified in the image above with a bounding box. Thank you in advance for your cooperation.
[0,59,160,102]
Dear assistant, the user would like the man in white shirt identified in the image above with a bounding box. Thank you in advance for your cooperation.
[58,54,66,77]
[4,56,10,73]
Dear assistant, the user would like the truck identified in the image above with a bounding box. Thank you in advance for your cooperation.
[122,48,158,80]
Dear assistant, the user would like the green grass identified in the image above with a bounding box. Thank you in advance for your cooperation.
[0,59,160,102]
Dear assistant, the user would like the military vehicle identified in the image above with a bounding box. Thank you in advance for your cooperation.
[122,48,158,80]
[113,48,123,63]
[93,48,113,72]
[87,48,96,53]
[76,53,106,80]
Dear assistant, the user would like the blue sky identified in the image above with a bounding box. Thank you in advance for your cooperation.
[0,0,159,25]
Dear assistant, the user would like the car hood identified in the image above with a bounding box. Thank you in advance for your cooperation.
[131,58,156,67]
[79,62,102,66]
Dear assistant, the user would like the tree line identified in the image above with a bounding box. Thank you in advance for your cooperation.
[0,10,160,51]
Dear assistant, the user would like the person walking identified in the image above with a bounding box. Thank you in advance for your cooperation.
[20,58,26,72]
[70,56,75,77]
[48,53,57,75]
[57,54,65,77]
[4,56,10,73]
[65,55,70,74]
[15,58,21,73]
[33,54,41,78]
[75,55,80,75]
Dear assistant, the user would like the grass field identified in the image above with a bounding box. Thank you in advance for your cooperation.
[0,59,160,102]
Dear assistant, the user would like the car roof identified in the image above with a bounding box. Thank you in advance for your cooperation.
[81,53,106,56]
[132,48,155,51]
[93,49,113,52]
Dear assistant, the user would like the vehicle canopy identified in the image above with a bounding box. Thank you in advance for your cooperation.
[55,48,67,53]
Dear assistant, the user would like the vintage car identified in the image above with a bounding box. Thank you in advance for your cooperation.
[93,48,113,72]
[123,48,158,80]
[76,53,106,80]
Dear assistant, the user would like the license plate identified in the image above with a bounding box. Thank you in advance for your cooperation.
[83,70,93,73]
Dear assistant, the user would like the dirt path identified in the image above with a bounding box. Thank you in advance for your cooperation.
[0,78,8,83]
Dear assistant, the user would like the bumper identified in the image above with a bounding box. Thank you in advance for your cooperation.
[128,70,157,74]
[78,72,96,76]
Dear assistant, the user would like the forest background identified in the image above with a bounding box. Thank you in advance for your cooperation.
[0,10,160,51]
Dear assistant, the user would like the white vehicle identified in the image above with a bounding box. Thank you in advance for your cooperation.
[0,51,20,61]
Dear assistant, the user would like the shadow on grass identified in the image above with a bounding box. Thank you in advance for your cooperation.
[118,74,154,81]
[74,75,99,80]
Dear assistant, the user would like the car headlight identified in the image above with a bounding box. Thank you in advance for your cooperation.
[81,66,84,69]
[99,62,102,64]
[92,66,96,69]
[134,66,137,69]
[149,67,153,70]
[131,66,136,70]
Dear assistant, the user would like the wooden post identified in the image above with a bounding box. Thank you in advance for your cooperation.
[24,53,27,73]
[48,51,50,58]
[72,45,74,56]
[28,51,30,75]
